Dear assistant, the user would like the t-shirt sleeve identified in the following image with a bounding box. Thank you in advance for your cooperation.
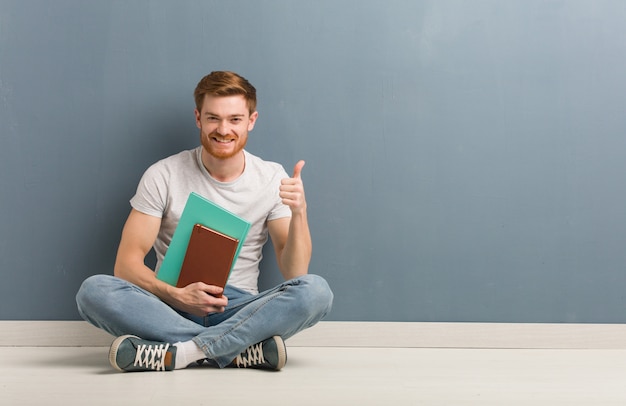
[129,163,169,218]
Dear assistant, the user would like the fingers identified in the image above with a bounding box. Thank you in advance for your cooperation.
[204,292,228,313]
[281,161,307,213]
[185,282,228,312]
[203,284,224,296]
[201,285,228,303]
[175,295,226,317]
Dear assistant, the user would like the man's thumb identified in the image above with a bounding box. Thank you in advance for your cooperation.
[293,160,305,178]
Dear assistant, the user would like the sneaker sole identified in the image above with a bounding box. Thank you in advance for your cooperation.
[109,334,139,372]
[273,336,287,371]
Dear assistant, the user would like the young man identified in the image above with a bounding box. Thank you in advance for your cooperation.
[76,71,333,372]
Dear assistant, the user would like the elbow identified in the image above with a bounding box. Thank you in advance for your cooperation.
[113,262,124,279]
[280,263,310,280]
[113,259,132,281]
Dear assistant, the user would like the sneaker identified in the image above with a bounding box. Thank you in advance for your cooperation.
[109,335,176,372]
[233,336,287,371]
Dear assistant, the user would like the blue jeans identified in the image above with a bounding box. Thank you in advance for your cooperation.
[75,274,333,367]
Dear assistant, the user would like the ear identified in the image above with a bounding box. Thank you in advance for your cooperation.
[248,111,259,131]
[194,108,202,129]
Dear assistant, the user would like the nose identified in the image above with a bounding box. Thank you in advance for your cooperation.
[216,120,229,135]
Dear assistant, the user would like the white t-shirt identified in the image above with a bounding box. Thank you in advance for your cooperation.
[130,147,291,293]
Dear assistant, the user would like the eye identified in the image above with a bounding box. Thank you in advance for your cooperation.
[207,116,219,122]
[231,118,242,124]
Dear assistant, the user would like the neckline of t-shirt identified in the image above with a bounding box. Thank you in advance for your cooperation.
[195,146,247,187]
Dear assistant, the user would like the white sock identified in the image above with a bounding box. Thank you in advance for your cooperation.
[173,340,206,369]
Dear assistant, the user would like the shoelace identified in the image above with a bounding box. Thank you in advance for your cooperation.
[235,342,265,367]
[134,342,170,371]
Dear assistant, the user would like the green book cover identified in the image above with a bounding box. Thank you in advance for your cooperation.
[156,192,251,286]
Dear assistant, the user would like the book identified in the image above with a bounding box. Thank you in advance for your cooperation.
[176,224,239,292]
[156,192,251,286]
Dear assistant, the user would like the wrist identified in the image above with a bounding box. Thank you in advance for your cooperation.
[154,280,180,305]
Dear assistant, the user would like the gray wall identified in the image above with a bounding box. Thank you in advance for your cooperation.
[2,1,626,322]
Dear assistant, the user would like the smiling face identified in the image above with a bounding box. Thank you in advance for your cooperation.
[195,94,258,160]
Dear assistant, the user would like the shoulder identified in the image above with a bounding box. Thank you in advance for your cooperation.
[148,148,199,171]
[243,150,288,180]
[140,148,200,179]
[132,148,204,220]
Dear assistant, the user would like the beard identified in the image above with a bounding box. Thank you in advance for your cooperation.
[201,130,247,160]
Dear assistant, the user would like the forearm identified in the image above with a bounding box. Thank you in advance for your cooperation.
[114,258,178,305]
[279,211,312,279]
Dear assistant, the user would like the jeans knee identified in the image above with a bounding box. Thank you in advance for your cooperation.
[294,274,334,320]
[76,275,95,313]
[75,274,116,318]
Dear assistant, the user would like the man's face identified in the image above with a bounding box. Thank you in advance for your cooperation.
[195,94,258,160]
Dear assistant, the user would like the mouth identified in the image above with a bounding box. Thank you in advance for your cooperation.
[211,136,235,145]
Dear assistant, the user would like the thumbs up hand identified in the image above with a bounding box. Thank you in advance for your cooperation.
[280,160,307,214]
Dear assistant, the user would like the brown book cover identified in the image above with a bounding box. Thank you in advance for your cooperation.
[176,223,240,293]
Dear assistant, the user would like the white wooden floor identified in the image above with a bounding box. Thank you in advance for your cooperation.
[3,345,626,405]
[4,322,626,405]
